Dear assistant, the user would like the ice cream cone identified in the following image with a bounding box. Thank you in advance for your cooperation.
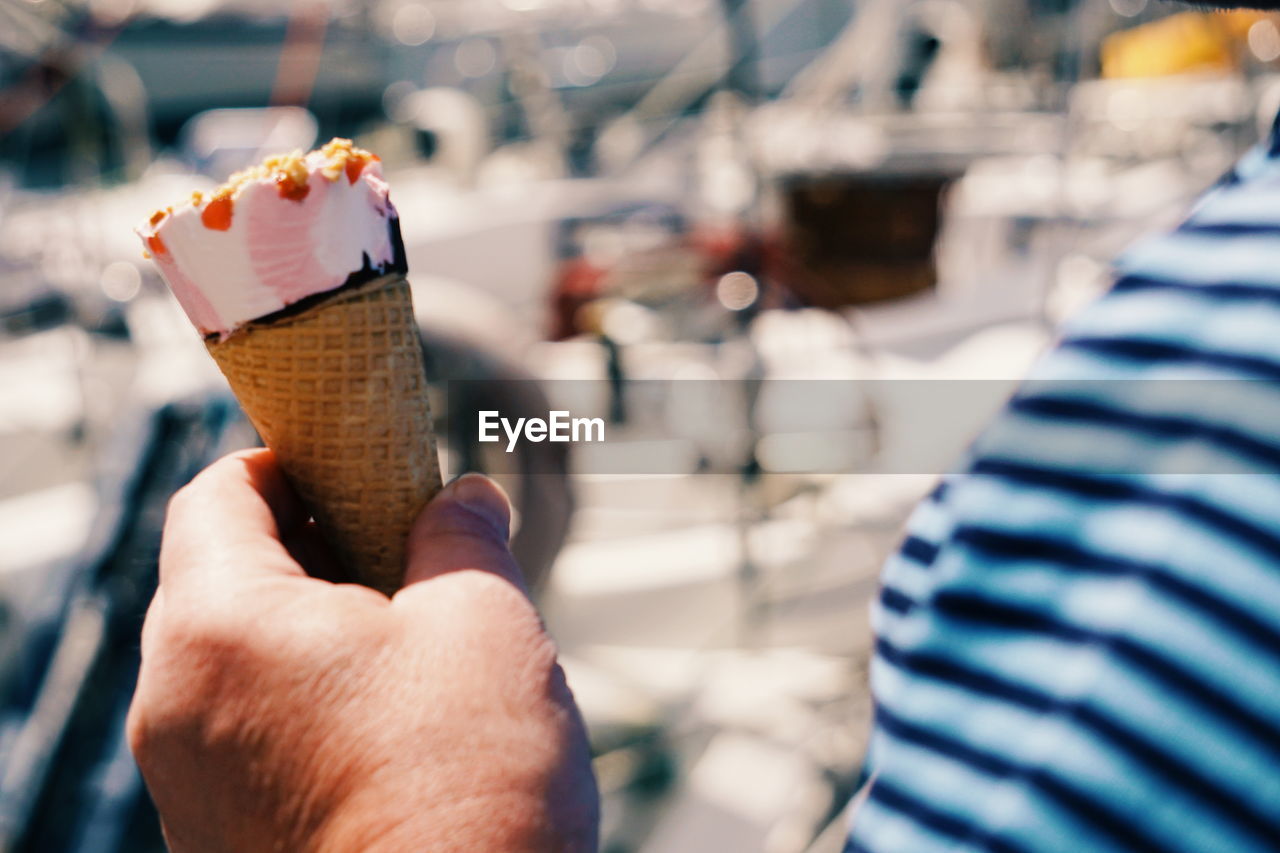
[205,271,442,594]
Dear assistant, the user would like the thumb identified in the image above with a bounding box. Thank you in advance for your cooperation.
[400,474,524,591]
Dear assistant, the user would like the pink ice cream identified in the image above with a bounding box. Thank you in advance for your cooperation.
[136,140,398,338]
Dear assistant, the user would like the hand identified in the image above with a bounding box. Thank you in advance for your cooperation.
[127,449,599,852]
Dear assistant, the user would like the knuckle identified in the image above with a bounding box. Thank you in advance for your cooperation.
[165,454,233,521]
[450,572,558,666]
[165,479,199,520]
[129,601,265,759]
[124,698,151,760]
[153,593,259,686]
[178,617,235,660]
[451,570,535,623]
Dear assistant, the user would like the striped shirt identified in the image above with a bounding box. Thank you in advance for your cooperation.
[847,132,1280,852]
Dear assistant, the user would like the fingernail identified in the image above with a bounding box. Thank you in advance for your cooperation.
[449,473,511,539]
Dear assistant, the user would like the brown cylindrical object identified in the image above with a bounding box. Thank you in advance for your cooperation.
[205,271,442,594]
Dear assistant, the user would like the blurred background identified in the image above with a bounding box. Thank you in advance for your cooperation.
[1,0,1277,850]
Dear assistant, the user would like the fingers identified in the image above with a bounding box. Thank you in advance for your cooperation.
[235,447,311,535]
[159,448,310,592]
[400,474,525,592]
[164,456,524,604]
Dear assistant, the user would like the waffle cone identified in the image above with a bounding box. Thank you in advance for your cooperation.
[205,272,442,594]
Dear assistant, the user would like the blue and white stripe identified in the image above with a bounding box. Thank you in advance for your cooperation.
[850,131,1280,852]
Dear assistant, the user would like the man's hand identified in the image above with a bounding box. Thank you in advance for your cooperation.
[127,449,598,852]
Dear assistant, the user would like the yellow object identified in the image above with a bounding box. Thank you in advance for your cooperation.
[1101,11,1266,79]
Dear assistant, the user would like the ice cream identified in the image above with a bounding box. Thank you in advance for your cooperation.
[137,139,442,594]
[136,139,401,339]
